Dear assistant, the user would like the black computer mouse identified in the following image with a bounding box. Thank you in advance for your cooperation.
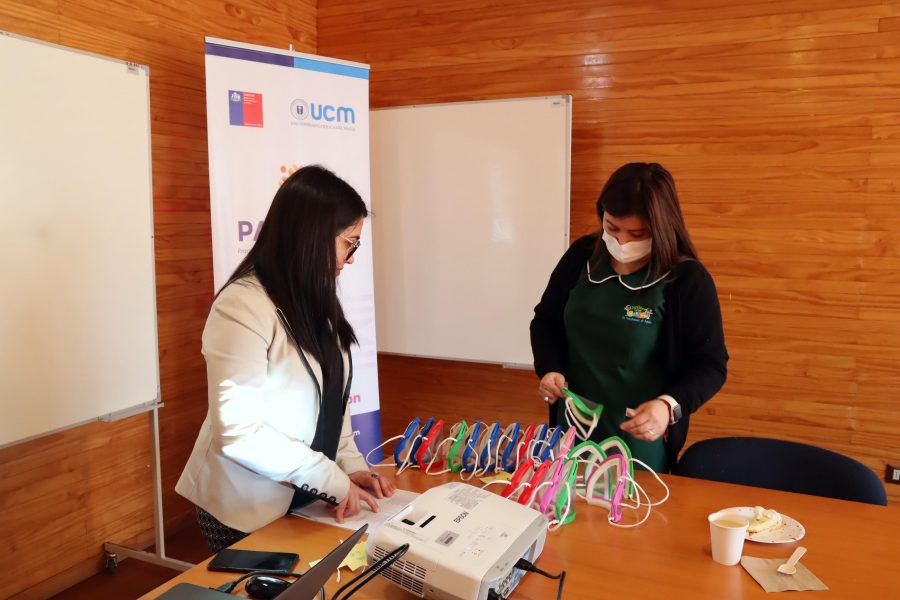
[244,574,293,599]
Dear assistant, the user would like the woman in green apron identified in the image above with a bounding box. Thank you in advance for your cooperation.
[530,163,728,472]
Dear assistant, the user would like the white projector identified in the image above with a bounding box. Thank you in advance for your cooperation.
[365,482,548,599]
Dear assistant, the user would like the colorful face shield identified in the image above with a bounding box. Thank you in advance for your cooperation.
[460,420,486,477]
[567,439,609,484]
[562,389,604,441]
[565,440,612,520]
[528,424,550,460]
[499,457,534,500]
[447,420,469,473]
[582,453,629,523]
[528,426,578,472]
[366,417,423,471]
[496,422,521,473]
[568,438,670,528]
[553,457,579,527]
[487,454,574,531]
[476,420,503,473]
[492,457,549,503]
[404,417,435,471]
[534,426,564,462]
[556,426,578,460]
[516,424,537,465]
[596,435,635,497]
[536,455,577,518]
[414,418,445,470]
[517,459,552,506]
[423,420,468,475]
[396,418,422,466]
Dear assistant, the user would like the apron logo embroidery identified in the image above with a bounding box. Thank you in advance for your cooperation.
[623,304,653,324]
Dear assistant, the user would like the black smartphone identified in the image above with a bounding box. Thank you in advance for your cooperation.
[207,549,299,573]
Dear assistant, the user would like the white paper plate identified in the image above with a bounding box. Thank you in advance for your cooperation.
[720,506,806,544]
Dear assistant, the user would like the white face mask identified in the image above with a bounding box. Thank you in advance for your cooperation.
[602,230,652,264]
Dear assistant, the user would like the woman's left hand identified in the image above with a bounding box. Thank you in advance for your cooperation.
[349,470,396,499]
[619,399,670,442]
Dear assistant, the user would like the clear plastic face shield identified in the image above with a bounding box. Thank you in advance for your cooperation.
[365,417,422,473]
[536,455,578,527]
[404,417,435,473]
[495,457,552,504]
[484,454,575,531]
[562,389,604,441]
[495,422,521,473]
[366,417,446,475]
[475,420,503,473]
[516,424,537,466]
[459,421,488,480]
[421,420,469,475]
[567,437,670,527]
[414,418,445,471]
[529,423,560,462]
[552,457,580,527]
[533,425,577,463]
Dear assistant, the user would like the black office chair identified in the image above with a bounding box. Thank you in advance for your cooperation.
[674,437,887,505]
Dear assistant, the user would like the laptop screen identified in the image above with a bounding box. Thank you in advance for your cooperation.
[155,524,368,600]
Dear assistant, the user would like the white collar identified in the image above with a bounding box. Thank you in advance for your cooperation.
[585,260,670,291]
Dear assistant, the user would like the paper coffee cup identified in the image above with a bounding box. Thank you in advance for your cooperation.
[708,510,750,566]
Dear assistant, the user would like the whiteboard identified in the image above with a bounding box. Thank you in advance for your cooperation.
[0,32,159,448]
[371,96,570,366]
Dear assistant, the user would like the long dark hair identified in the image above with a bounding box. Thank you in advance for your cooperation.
[224,165,368,389]
[594,162,698,280]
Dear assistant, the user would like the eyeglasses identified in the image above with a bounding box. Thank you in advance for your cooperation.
[339,234,361,259]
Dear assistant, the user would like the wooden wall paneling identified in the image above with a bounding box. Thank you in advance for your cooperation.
[0,0,317,597]
[319,0,900,505]
[375,355,546,441]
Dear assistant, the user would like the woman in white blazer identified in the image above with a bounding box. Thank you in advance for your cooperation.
[176,166,394,552]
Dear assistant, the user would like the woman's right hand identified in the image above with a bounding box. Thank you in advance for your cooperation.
[538,372,567,404]
[333,482,379,523]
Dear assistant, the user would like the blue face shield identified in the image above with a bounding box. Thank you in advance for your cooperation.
[461,420,485,474]
[365,417,422,474]
[476,420,502,473]
[497,422,521,472]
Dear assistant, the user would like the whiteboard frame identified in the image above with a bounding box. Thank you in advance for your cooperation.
[0,30,161,450]
[371,94,571,367]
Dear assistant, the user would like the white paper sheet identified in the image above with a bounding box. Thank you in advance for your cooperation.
[290,488,419,532]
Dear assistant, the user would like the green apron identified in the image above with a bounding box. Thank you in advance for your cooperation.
[558,258,669,472]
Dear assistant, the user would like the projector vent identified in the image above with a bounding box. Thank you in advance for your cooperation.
[373,544,427,597]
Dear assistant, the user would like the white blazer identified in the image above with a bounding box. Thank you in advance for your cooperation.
[175,277,370,533]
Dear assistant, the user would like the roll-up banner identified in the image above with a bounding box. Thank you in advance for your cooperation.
[204,38,382,461]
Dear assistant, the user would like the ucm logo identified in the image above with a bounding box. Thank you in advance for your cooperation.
[290,98,356,124]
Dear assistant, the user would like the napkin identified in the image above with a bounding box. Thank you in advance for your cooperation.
[741,556,829,592]
[309,541,368,573]
[340,541,370,572]
[479,471,512,485]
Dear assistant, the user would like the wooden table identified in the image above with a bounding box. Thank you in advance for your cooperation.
[142,470,900,599]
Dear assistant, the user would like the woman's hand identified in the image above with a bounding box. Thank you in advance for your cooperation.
[620,398,670,442]
[538,372,567,404]
[349,470,396,499]
[333,481,379,523]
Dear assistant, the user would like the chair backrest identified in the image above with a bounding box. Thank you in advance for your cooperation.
[674,437,887,506]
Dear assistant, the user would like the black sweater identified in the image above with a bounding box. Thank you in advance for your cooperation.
[529,234,729,468]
